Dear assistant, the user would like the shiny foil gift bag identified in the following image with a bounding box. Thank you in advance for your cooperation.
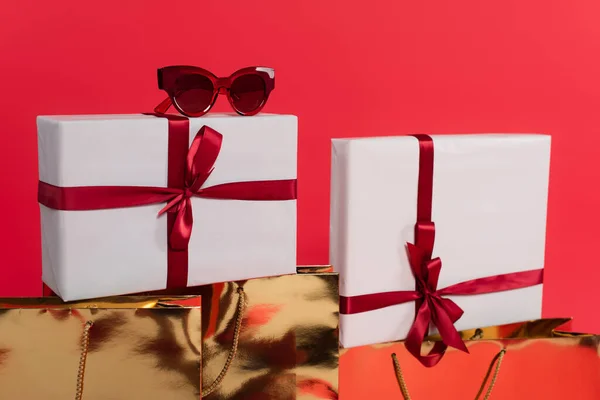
[340,319,600,400]
[0,296,202,399]
[150,266,340,400]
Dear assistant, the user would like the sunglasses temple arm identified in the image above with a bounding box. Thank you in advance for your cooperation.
[154,97,173,114]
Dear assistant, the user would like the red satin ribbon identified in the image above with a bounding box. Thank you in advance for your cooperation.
[339,134,543,367]
[38,114,297,289]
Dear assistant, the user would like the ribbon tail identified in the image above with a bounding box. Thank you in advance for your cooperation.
[431,297,468,353]
[158,193,184,216]
[405,301,431,359]
[169,198,193,251]
[405,301,447,367]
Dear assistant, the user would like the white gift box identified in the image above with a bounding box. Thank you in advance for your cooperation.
[38,113,297,301]
[330,134,551,348]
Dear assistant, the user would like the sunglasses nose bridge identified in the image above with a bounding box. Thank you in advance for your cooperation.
[215,78,229,94]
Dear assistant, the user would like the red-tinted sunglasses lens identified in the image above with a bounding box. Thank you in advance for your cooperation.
[230,74,267,114]
[173,74,214,115]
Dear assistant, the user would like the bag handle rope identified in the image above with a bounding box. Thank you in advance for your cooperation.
[74,286,246,399]
[391,348,506,400]
[202,286,246,397]
[75,321,94,400]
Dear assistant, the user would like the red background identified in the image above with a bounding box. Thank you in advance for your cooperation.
[0,1,598,333]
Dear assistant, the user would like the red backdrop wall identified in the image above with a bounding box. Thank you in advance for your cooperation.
[0,1,598,333]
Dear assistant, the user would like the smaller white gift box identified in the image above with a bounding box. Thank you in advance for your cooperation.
[38,113,297,301]
[330,134,551,350]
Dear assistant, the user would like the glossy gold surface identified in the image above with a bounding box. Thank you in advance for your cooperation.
[0,296,202,399]
[152,266,340,399]
[427,317,577,341]
[203,269,339,400]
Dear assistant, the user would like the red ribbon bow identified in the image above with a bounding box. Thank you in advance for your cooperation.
[339,134,543,367]
[404,222,468,366]
[38,114,297,288]
[156,125,221,250]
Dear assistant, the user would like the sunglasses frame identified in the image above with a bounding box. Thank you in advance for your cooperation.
[155,66,275,117]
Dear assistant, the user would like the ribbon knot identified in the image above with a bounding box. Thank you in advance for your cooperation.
[156,125,222,251]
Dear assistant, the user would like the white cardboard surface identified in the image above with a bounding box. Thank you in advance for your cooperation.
[38,113,297,301]
[330,134,551,348]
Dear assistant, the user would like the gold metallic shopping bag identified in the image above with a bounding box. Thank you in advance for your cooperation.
[0,296,202,399]
[340,319,600,400]
[150,266,340,399]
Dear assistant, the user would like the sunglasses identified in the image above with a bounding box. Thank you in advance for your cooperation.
[154,66,275,117]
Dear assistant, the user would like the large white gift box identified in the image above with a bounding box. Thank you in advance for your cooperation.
[330,134,551,348]
[38,113,297,301]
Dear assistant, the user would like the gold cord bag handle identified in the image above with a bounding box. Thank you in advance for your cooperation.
[73,291,239,400]
[392,349,507,400]
[75,321,94,400]
[473,349,506,400]
[202,286,246,397]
